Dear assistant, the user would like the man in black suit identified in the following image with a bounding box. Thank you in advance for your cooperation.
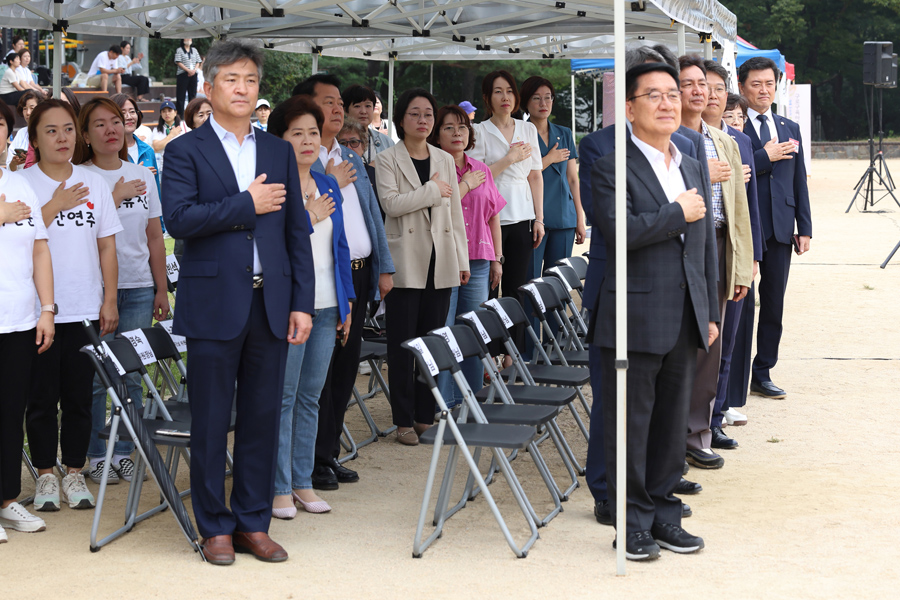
[590,62,719,561]
[737,57,812,399]
[162,40,314,565]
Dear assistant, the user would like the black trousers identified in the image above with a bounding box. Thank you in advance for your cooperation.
[175,72,197,117]
[385,254,451,427]
[26,321,97,470]
[726,282,756,409]
[600,301,700,532]
[1,330,36,501]
[121,74,150,96]
[186,288,287,538]
[491,220,534,352]
[752,238,793,383]
[315,259,372,464]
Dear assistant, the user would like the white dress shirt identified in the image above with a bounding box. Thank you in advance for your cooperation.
[209,114,263,274]
[631,133,688,240]
[319,138,372,260]
[747,107,779,144]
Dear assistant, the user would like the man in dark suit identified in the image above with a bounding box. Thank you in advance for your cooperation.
[737,57,812,399]
[580,46,707,525]
[590,62,719,561]
[161,40,314,566]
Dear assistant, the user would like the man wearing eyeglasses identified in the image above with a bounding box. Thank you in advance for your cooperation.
[590,61,719,561]
[677,55,753,471]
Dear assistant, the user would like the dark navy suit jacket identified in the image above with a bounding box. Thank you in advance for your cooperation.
[742,114,812,244]
[726,125,764,260]
[578,125,699,315]
[161,120,314,341]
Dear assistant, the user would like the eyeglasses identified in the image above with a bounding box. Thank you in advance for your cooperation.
[406,112,434,121]
[339,138,363,149]
[628,91,682,104]
[441,125,469,134]
[710,85,728,95]
[530,95,554,105]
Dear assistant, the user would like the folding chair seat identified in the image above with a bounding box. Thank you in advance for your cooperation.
[345,339,395,452]
[402,335,539,558]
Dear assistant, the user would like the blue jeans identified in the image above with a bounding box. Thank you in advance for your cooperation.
[275,307,338,495]
[87,287,155,460]
[437,260,490,409]
[532,227,576,279]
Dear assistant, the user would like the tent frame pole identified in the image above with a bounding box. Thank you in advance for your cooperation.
[677,23,686,56]
[570,74,576,135]
[52,2,62,98]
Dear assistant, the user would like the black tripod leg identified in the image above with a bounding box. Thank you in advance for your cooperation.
[881,238,900,269]
[847,166,875,213]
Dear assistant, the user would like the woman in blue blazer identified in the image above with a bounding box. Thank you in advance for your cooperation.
[268,96,355,518]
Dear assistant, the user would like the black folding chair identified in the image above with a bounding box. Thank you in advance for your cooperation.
[557,255,588,283]
[521,280,588,367]
[403,335,539,558]
[543,265,590,336]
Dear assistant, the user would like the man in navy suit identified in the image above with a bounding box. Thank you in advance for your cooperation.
[590,62,719,561]
[161,40,314,565]
[737,57,812,399]
[580,46,707,525]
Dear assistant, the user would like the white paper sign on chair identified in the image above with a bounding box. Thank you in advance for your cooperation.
[165,254,180,283]
[406,337,439,376]
[459,312,491,343]
[157,320,188,352]
[121,329,157,366]
[484,299,513,329]
[432,327,464,363]
[548,267,572,292]
[522,283,546,314]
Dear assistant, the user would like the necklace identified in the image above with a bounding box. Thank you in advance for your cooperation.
[299,173,313,201]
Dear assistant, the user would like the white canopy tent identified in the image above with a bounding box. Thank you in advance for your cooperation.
[0,0,737,573]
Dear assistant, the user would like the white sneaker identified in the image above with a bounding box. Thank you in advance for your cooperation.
[61,472,96,509]
[34,474,60,512]
[358,362,372,375]
[724,407,748,426]
[0,524,7,543]
[0,501,47,532]
[85,461,120,485]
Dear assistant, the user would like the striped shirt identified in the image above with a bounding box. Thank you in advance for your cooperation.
[174,47,201,72]
[700,120,726,228]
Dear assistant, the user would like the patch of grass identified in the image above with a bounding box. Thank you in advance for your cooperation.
[767,437,782,443]
[863,284,875,290]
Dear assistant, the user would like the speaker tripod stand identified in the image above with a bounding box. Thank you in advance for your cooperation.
[846,85,900,212]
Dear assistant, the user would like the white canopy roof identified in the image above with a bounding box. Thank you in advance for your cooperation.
[0,1,736,61]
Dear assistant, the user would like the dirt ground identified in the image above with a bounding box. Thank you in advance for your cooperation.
[3,160,899,599]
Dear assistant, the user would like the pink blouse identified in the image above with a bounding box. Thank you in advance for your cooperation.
[456,155,506,261]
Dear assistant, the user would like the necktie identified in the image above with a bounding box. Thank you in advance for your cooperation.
[757,114,771,145]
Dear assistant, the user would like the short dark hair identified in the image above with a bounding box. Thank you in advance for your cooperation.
[678,54,706,76]
[11,36,23,46]
[108,45,122,55]
[481,70,520,118]
[184,97,213,128]
[519,76,555,116]
[268,94,325,139]
[393,88,437,141]
[0,101,14,137]
[17,48,31,62]
[292,73,341,98]
[703,60,730,88]
[626,46,664,71]
[120,41,131,50]
[738,57,780,85]
[625,62,680,100]
[725,93,749,117]
[110,93,143,127]
[651,44,680,72]
[61,87,82,115]
[203,40,264,85]
[428,105,475,151]
[17,90,43,118]
[29,99,81,163]
[75,97,129,165]
[4,53,18,66]
[342,84,376,109]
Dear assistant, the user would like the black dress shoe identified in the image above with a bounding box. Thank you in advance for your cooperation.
[711,426,739,449]
[750,379,786,399]
[327,458,359,483]
[686,448,724,469]
[674,478,702,495]
[594,500,612,526]
[683,460,689,476]
[311,464,339,491]
[613,530,660,561]
[682,503,692,518]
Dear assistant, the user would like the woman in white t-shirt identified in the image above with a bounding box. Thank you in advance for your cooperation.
[20,99,123,512]
[76,98,170,484]
[0,53,27,106]
[6,90,42,171]
[0,101,55,538]
[14,49,45,95]
[467,69,544,355]
[150,100,187,174]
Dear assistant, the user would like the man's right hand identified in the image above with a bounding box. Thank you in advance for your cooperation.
[707,159,732,184]
[248,173,286,214]
[325,158,357,189]
[675,188,706,223]
[764,139,796,162]
[742,164,752,184]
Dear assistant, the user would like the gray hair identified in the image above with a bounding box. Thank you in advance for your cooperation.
[203,40,264,86]
[651,44,680,73]
[340,116,368,152]
[625,46,664,71]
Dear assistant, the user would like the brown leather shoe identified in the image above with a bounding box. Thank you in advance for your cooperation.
[201,535,235,566]
[233,531,288,563]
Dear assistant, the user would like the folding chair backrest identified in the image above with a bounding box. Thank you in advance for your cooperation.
[142,326,182,361]
[540,276,575,309]
[456,310,507,357]
[546,264,583,293]
[429,324,487,361]
[401,335,460,390]
[105,338,147,375]
[482,296,530,326]
[557,256,588,280]
[524,281,565,315]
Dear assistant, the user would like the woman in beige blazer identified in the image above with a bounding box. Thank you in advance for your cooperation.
[373,88,469,445]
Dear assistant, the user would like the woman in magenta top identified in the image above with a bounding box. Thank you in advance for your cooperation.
[429,104,505,407]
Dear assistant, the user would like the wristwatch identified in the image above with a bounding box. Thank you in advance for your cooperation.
[41,304,58,315]
[493,255,505,265]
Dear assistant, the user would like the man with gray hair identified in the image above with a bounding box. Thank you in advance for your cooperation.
[162,39,315,565]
